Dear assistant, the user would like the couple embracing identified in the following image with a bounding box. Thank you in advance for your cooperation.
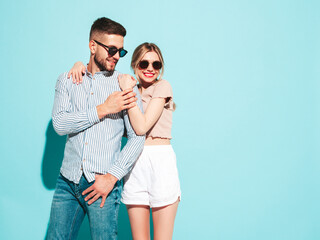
[47,17,181,240]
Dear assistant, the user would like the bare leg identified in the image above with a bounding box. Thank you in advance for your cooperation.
[127,205,151,240]
[152,199,179,240]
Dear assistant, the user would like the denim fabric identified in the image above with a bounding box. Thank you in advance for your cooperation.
[47,174,122,240]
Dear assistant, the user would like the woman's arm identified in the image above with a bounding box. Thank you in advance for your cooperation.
[127,98,166,135]
[118,74,166,135]
[67,61,86,84]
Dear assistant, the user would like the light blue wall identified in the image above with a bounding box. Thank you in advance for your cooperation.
[0,0,319,239]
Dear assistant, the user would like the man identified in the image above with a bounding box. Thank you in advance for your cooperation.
[47,17,145,240]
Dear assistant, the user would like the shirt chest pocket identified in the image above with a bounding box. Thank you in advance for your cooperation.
[69,85,92,111]
[69,81,121,111]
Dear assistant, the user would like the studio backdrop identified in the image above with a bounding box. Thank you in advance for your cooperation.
[0,0,319,239]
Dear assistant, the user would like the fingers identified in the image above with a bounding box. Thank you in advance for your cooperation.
[124,97,137,105]
[123,102,137,110]
[78,72,83,84]
[68,71,76,83]
[69,71,77,84]
[82,185,93,196]
[104,90,137,114]
[84,190,96,201]
[75,72,79,84]
[69,67,85,84]
[122,91,136,100]
[121,88,133,95]
[75,72,80,85]
[109,90,126,97]
[88,193,101,205]
[120,91,137,109]
[100,196,107,208]
[70,71,82,85]
[116,89,135,98]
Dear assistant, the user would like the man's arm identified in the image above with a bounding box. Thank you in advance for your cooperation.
[107,86,145,179]
[52,73,137,136]
[82,86,145,207]
[52,73,99,135]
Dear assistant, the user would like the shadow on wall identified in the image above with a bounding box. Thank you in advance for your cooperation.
[41,120,66,190]
[41,120,132,239]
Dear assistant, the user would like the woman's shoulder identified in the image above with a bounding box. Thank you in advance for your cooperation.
[154,79,172,89]
[151,79,173,99]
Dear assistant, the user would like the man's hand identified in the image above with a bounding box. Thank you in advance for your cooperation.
[97,89,137,119]
[82,173,118,208]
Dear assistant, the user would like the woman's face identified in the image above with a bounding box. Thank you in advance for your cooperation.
[136,51,161,85]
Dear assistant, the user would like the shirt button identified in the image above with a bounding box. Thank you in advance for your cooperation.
[93,77,95,80]
[83,159,86,161]
[85,142,88,145]
[91,92,94,95]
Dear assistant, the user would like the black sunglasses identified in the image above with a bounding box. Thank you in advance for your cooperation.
[94,40,128,57]
[139,60,162,70]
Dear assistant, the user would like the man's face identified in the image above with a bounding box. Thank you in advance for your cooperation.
[93,34,124,72]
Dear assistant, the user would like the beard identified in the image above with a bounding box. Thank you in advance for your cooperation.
[94,55,107,72]
[94,55,116,73]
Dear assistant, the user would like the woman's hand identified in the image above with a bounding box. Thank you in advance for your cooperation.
[68,62,86,84]
[118,74,137,90]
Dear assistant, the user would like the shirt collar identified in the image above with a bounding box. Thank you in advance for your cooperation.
[85,67,115,78]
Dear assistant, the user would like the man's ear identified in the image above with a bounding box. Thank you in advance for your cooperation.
[89,40,96,54]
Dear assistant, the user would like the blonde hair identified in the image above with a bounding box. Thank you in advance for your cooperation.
[131,42,164,81]
[131,42,176,111]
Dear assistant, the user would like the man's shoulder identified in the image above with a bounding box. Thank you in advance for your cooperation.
[56,72,70,83]
[54,72,74,90]
[111,70,120,79]
[105,70,122,89]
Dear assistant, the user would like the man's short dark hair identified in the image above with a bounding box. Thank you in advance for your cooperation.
[90,17,126,40]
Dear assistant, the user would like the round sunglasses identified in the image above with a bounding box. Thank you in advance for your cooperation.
[94,40,128,58]
[139,60,162,70]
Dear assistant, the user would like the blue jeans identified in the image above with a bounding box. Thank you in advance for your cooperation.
[47,174,122,240]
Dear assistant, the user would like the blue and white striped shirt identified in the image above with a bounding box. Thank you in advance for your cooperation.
[52,70,145,184]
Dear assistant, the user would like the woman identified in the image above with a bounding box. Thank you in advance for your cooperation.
[70,42,181,240]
